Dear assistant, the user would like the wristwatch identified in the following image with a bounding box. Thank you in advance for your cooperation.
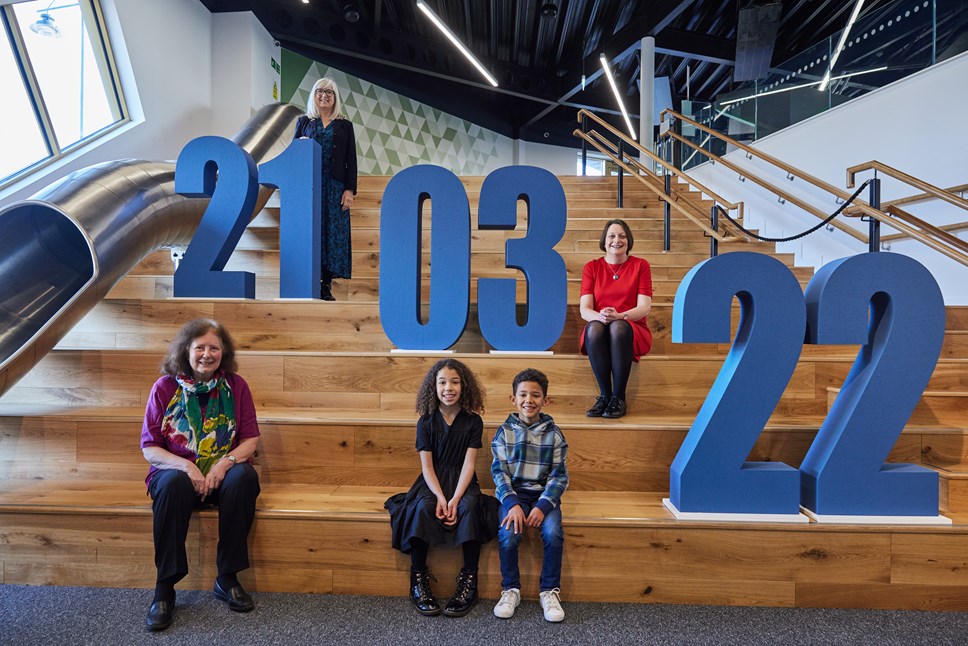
[622,313,630,320]
[224,455,237,466]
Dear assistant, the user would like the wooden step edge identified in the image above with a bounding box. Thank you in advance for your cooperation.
[922,463,968,478]
[826,387,968,398]
[5,496,968,530]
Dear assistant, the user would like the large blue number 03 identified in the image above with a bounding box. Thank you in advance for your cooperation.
[477,167,567,351]
[259,139,322,299]
[380,166,470,350]
[671,252,806,514]
[174,136,258,298]
[800,252,946,516]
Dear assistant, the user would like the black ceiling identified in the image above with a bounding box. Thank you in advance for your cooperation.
[199,0,900,148]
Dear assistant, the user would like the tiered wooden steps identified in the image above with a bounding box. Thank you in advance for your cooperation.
[2,176,968,610]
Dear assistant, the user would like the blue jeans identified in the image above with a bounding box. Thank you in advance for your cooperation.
[497,500,563,592]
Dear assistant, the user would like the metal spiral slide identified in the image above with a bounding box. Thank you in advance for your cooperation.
[0,103,302,398]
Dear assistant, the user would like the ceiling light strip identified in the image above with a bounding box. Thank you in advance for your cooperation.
[599,54,636,141]
[819,0,865,91]
[416,0,498,87]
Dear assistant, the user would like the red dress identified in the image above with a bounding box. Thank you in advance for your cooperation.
[578,255,654,361]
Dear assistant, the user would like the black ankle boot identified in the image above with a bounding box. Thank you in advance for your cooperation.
[410,568,441,616]
[443,568,478,617]
[320,281,335,301]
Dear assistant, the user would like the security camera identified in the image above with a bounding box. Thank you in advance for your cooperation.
[273,40,281,47]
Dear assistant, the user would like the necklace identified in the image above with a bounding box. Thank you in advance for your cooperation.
[605,258,628,280]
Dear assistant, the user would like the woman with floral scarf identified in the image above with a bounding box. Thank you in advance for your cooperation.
[140,319,261,631]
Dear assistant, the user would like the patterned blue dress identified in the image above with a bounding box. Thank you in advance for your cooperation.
[313,119,352,279]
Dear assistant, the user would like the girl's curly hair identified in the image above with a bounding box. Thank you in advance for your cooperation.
[415,358,485,416]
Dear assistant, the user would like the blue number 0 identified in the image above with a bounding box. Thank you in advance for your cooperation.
[379,165,471,350]
[800,252,946,516]
[174,136,259,298]
[670,252,806,514]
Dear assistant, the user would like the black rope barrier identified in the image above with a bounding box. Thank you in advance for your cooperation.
[715,178,873,243]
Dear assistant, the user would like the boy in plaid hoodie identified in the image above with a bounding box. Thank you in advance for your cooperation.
[490,368,569,622]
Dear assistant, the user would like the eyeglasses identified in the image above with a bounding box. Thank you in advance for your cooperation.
[315,89,335,97]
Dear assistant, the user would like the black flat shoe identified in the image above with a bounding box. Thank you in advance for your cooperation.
[145,600,173,631]
[214,579,255,612]
[601,396,627,419]
[585,396,609,417]
[320,282,336,301]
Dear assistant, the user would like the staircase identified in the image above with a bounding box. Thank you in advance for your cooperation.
[1,174,967,609]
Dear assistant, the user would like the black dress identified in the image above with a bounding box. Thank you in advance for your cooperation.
[386,410,498,553]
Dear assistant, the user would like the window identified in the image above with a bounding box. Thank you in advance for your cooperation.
[1,0,126,186]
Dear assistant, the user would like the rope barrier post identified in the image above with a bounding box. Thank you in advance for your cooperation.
[710,205,719,257]
[868,177,881,253]
[663,173,671,252]
[617,139,624,208]
[580,113,588,176]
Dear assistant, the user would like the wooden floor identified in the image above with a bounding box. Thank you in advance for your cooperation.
[2,175,968,610]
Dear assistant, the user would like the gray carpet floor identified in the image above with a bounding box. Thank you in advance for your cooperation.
[2,584,968,645]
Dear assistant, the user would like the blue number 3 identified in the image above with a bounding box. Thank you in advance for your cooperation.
[671,251,946,517]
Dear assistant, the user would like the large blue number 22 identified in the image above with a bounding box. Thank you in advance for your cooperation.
[671,251,946,517]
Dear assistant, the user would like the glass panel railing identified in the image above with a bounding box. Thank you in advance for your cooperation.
[664,0,968,171]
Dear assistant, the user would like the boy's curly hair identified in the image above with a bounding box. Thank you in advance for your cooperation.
[512,368,549,397]
[415,358,485,416]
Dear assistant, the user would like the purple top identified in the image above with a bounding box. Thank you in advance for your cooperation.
[140,373,261,489]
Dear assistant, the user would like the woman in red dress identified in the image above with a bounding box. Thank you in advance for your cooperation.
[578,219,653,418]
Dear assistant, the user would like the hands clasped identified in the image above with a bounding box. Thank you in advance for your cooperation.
[500,504,546,534]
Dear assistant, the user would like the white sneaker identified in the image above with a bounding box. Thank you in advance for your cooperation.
[493,588,520,619]
[540,588,564,622]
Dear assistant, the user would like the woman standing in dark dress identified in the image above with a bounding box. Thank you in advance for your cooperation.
[385,359,498,617]
[293,78,358,301]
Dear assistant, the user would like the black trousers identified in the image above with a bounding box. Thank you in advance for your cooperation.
[148,463,260,583]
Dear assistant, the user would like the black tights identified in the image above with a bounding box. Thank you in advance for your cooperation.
[584,320,634,400]
[410,538,480,571]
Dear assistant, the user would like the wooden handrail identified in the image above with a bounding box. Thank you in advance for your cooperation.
[662,130,868,243]
[574,129,729,242]
[847,162,968,213]
[582,129,749,243]
[848,182,968,212]
[659,109,893,226]
[879,205,968,267]
[576,109,744,221]
[882,221,968,243]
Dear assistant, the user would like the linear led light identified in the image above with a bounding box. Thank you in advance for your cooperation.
[718,66,887,107]
[599,54,636,140]
[416,0,498,87]
[819,0,865,91]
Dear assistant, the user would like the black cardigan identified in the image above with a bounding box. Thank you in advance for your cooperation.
[293,115,358,194]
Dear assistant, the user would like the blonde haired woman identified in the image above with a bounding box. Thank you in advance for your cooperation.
[294,78,358,300]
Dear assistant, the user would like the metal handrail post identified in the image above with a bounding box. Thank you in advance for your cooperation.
[663,174,671,251]
[617,139,624,208]
[869,177,881,252]
[581,114,588,175]
[710,206,719,257]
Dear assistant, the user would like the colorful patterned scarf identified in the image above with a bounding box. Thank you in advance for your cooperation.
[161,372,237,475]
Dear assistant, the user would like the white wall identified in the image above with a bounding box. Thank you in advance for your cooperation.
[210,11,280,140]
[1,0,214,206]
[515,140,579,176]
[688,51,968,304]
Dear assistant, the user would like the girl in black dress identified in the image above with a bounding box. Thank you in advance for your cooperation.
[386,359,497,617]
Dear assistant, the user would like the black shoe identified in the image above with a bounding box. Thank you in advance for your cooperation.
[214,579,255,612]
[443,568,478,617]
[145,600,173,631]
[410,568,441,616]
[320,281,336,301]
[601,396,627,419]
[585,396,610,417]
